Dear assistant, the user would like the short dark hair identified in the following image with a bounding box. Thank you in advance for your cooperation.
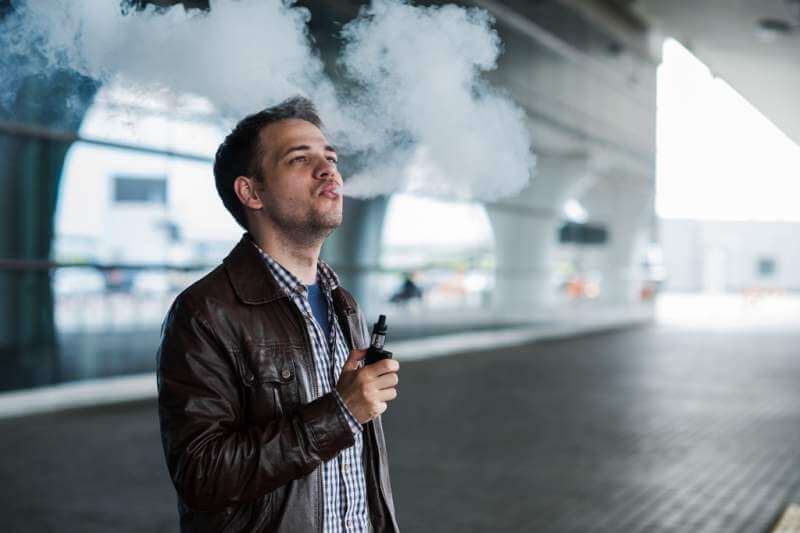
[213,95,323,230]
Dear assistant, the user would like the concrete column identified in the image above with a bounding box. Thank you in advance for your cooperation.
[485,152,596,320]
[321,196,389,306]
[0,71,96,390]
[577,173,655,305]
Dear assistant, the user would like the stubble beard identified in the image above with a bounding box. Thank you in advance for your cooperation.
[265,200,342,248]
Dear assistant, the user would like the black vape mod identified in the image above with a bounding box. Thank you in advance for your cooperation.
[364,314,393,365]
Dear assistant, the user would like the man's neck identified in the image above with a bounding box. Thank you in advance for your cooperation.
[252,228,322,285]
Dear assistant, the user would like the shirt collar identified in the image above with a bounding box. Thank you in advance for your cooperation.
[249,237,341,294]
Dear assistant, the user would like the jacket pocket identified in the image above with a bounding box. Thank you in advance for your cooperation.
[217,490,273,533]
[236,342,302,423]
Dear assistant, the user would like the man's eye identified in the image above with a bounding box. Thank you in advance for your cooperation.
[327,157,338,164]
[290,156,307,164]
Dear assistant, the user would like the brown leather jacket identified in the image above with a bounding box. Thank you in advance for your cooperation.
[157,234,399,532]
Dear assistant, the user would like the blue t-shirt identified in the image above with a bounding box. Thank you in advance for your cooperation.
[306,283,332,345]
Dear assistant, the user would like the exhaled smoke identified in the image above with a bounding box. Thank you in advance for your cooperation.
[0,0,329,116]
[0,0,534,201]
[336,0,534,200]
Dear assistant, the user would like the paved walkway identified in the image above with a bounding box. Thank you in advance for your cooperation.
[2,324,799,532]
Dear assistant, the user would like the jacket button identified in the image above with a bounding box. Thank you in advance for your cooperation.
[281,368,291,380]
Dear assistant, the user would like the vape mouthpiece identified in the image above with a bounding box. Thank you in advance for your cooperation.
[373,314,387,335]
[365,313,392,364]
[370,314,388,350]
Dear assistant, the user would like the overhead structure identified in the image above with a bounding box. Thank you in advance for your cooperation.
[632,0,800,145]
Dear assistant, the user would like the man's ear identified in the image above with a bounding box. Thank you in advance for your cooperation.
[233,175,263,210]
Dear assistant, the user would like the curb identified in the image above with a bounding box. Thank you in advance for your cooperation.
[0,317,651,419]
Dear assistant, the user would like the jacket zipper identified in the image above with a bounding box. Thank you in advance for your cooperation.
[287,300,324,533]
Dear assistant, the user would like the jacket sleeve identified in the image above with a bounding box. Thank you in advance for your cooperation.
[156,293,355,512]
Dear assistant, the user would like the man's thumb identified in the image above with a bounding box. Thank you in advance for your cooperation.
[344,348,367,370]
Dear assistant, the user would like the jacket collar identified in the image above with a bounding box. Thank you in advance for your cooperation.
[223,233,287,305]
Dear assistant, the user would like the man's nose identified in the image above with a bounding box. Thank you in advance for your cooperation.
[314,158,337,180]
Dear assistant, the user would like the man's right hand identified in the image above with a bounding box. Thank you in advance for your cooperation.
[336,348,400,424]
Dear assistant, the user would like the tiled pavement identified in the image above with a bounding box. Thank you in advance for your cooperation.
[2,325,799,532]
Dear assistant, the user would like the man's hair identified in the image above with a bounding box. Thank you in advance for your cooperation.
[213,95,323,230]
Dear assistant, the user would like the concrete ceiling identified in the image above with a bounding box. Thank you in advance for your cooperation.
[630,0,800,145]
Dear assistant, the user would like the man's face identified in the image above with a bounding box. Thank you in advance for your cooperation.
[253,118,343,241]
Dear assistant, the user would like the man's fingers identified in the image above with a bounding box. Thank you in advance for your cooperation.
[344,348,367,370]
[377,388,397,402]
[372,358,399,375]
[374,371,399,390]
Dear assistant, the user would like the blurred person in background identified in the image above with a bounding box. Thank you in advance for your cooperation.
[389,271,423,305]
[156,96,400,532]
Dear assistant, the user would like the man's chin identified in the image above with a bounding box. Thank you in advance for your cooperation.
[323,218,343,231]
[313,213,342,231]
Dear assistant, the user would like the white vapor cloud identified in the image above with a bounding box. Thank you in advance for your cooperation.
[0,0,329,116]
[337,0,534,199]
[0,0,535,201]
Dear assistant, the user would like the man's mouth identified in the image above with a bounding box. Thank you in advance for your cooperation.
[319,183,342,199]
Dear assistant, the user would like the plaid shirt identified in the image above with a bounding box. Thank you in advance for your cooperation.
[251,240,370,533]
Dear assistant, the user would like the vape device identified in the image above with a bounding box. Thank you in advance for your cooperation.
[364,314,393,365]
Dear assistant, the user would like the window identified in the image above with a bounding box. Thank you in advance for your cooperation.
[559,222,608,245]
[757,257,776,278]
[113,175,167,204]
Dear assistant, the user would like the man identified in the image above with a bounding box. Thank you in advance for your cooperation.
[156,96,400,532]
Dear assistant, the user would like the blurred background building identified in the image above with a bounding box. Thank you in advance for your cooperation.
[2,0,800,531]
